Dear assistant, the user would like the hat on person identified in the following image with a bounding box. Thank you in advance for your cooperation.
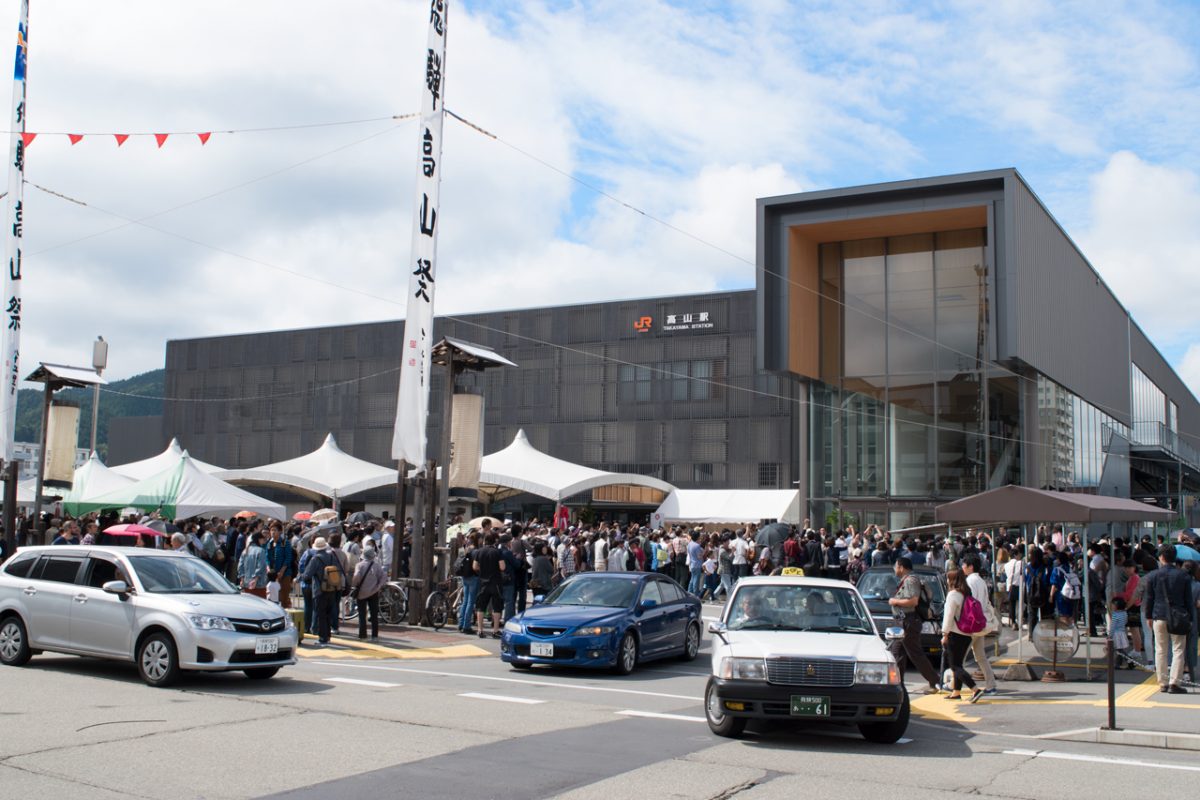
[363,547,377,561]
[312,537,328,550]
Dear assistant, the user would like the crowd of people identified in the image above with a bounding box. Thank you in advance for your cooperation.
[8,506,1200,694]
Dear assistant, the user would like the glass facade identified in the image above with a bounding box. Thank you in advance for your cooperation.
[810,228,991,523]
[1131,363,1167,444]
[1036,375,1130,490]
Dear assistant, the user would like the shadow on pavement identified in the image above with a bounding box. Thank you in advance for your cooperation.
[25,654,332,696]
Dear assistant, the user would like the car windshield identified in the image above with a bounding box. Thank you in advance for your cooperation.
[725,585,873,634]
[857,571,945,603]
[544,576,639,608]
[127,555,238,594]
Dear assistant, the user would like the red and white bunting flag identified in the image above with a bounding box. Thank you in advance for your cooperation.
[114,133,129,146]
[197,132,211,145]
[154,133,168,148]
[67,134,82,145]
[20,132,34,148]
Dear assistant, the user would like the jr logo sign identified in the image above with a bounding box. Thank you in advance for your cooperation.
[633,316,653,333]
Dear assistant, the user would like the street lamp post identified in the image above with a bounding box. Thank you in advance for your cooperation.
[90,336,107,454]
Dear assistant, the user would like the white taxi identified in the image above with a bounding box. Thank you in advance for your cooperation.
[705,575,909,743]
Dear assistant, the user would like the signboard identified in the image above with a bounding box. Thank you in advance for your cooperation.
[1031,619,1079,662]
[447,392,483,497]
[633,309,716,335]
[392,0,448,466]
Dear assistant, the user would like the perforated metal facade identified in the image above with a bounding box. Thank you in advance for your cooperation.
[161,291,800,500]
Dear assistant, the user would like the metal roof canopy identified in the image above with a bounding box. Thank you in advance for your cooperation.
[431,337,517,370]
[935,485,1177,525]
[25,362,107,389]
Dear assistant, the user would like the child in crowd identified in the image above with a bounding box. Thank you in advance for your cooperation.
[1109,597,1130,667]
[266,569,281,605]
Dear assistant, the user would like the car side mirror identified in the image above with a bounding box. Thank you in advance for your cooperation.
[883,626,904,642]
[102,580,130,598]
[532,594,545,606]
[638,599,657,614]
[708,621,727,635]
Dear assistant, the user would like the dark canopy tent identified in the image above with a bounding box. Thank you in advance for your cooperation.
[934,484,1175,682]
[935,485,1176,525]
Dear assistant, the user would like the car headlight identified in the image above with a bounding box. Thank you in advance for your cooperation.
[921,621,941,635]
[283,615,296,630]
[718,657,767,680]
[186,614,235,631]
[574,626,616,637]
[503,620,523,634]
[855,661,901,685]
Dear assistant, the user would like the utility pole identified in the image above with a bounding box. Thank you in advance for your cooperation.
[90,336,107,454]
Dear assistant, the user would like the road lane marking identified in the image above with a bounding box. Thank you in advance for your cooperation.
[324,677,401,688]
[1005,749,1200,773]
[308,661,703,702]
[460,692,545,705]
[616,709,705,722]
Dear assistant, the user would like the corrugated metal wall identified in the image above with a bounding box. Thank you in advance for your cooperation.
[1006,175,1133,426]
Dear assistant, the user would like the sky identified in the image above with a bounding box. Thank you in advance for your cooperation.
[10,0,1200,402]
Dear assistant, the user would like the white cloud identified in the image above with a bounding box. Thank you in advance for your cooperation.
[1079,152,1200,373]
[3,0,1197,407]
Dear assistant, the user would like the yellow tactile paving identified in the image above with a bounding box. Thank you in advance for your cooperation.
[296,636,489,660]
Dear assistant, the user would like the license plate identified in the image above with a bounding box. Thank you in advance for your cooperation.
[530,642,554,657]
[790,695,830,717]
[254,637,279,655]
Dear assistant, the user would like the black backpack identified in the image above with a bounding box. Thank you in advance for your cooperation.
[455,550,474,578]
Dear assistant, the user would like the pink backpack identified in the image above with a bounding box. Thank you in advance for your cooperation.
[957,594,987,634]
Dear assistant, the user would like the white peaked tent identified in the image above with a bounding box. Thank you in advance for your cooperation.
[652,489,802,525]
[73,455,285,520]
[216,433,397,502]
[476,429,675,503]
[60,452,136,515]
[111,438,224,480]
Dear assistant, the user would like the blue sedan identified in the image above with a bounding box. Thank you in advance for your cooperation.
[500,572,703,674]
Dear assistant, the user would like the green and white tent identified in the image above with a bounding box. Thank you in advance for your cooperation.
[60,452,136,516]
[70,454,285,521]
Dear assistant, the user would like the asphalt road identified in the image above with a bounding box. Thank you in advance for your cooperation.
[2,627,1200,800]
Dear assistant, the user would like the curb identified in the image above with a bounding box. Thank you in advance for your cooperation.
[1045,727,1200,752]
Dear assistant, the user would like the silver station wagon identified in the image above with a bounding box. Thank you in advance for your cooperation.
[0,545,297,687]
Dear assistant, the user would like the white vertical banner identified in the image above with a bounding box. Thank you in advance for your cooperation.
[0,0,28,462]
[392,0,447,465]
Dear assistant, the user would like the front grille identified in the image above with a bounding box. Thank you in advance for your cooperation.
[765,657,855,687]
[515,645,576,660]
[229,617,287,634]
[527,626,567,638]
[229,648,293,664]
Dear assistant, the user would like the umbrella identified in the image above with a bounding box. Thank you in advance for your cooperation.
[755,522,790,562]
[346,511,376,525]
[103,523,166,538]
[293,511,312,521]
[1174,544,1200,562]
[468,516,504,529]
[234,510,258,519]
[311,508,338,523]
[145,520,181,535]
[446,522,471,538]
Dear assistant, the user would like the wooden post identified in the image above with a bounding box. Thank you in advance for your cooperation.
[31,382,52,538]
[407,469,426,625]
[2,459,17,556]
[392,459,408,580]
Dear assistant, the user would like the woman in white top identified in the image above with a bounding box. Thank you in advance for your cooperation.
[1004,545,1025,631]
[941,569,984,703]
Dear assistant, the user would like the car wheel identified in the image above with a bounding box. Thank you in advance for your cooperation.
[243,666,281,680]
[679,622,700,661]
[137,632,181,688]
[858,690,910,744]
[704,677,746,738]
[0,615,31,667]
[612,631,638,675]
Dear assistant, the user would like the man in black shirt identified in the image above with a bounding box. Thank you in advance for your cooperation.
[473,532,507,639]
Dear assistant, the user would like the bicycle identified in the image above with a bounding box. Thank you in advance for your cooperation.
[339,581,409,624]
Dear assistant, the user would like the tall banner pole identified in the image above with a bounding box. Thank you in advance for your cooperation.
[392,0,447,469]
[0,1,29,465]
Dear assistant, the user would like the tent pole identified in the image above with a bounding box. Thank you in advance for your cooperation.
[1083,526,1091,680]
